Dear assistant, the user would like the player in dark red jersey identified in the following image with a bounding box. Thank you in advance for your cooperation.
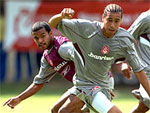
[3,21,87,113]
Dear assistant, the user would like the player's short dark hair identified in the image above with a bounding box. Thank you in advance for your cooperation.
[32,21,51,33]
[103,4,123,18]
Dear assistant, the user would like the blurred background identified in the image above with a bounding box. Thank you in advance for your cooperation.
[0,0,149,86]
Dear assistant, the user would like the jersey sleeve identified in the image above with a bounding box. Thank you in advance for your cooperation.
[128,12,150,40]
[58,41,74,61]
[120,38,147,72]
[33,55,56,84]
[57,19,97,43]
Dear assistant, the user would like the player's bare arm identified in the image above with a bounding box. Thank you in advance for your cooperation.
[3,83,44,109]
[49,8,74,28]
[134,70,150,96]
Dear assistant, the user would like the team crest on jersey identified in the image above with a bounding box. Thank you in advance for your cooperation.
[92,86,100,91]
[61,65,70,76]
[101,45,109,54]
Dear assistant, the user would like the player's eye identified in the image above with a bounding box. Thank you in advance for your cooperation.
[42,35,45,37]
[107,19,112,22]
[34,36,38,40]
[115,20,120,23]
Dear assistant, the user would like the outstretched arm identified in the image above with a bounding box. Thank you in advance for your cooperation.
[3,83,44,109]
[48,8,74,28]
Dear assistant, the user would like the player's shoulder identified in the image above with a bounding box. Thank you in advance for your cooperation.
[72,18,100,27]
[116,27,132,38]
[54,36,70,48]
[76,18,92,22]
[54,35,69,42]
[140,9,150,20]
[92,21,102,27]
[136,10,150,24]
[115,27,135,45]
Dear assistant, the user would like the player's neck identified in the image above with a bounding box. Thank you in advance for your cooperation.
[102,28,113,38]
[101,24,115,38]
[48,37,54,49]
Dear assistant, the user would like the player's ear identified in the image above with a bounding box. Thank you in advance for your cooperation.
[49,30,52,37]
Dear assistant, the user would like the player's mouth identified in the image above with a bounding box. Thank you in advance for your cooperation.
[39,43,47,49]
[109,29,115,32]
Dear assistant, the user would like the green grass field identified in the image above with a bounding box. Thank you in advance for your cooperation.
[0,80,149,113]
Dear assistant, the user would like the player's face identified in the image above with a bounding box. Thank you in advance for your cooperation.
[102,12,122,38]
[32,27,52,50]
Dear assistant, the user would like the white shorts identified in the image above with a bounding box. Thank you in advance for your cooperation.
[92,92,114,113]
[68,86,114,112]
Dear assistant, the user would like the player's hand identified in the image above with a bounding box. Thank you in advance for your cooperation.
[3,97,22,109]
[110,90,115,100]
[61,8,75,19]
[121,63,132,79]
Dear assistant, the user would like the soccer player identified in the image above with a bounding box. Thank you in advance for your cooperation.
[3,21,87,113]
[122,9,150,113]
[49,4,150,113]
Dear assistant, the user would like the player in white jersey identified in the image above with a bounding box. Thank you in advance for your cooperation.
[49,4,150,113]
[121,9,150,113]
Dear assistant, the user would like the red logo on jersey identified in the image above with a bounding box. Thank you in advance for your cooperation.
[101,46,109,54]
[92,86,100,91]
